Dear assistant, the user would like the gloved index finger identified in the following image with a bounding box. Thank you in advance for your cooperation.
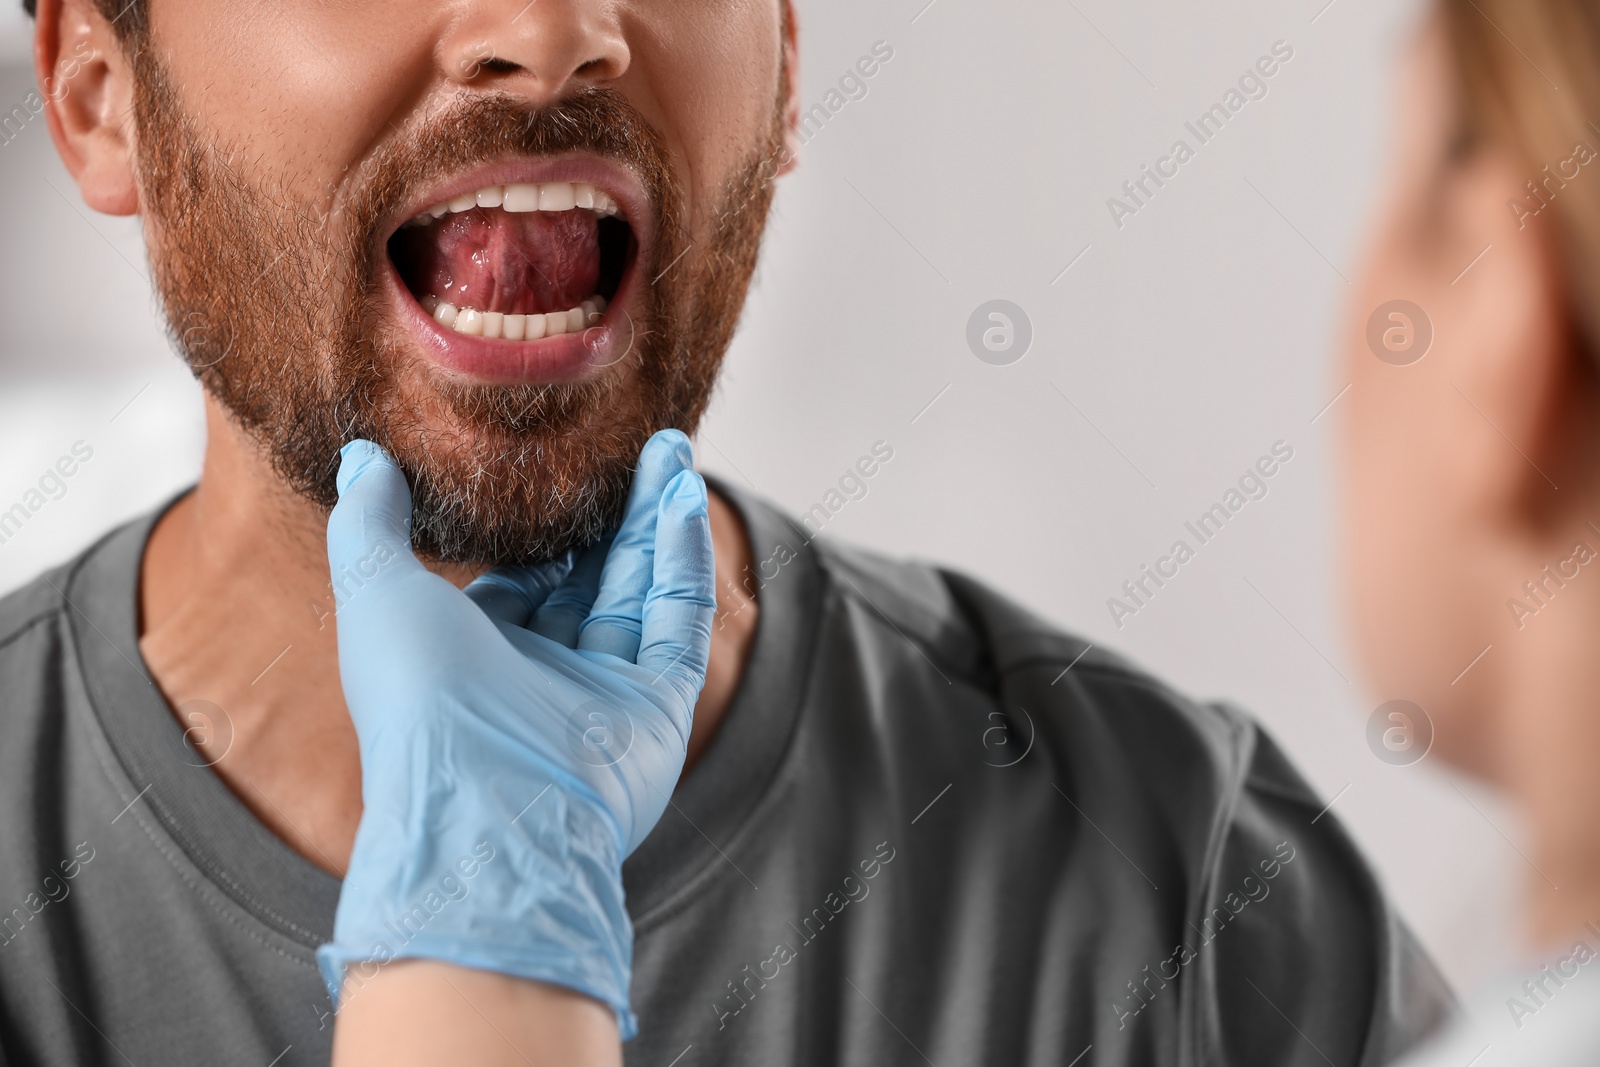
[577,429,695,661]
[637,469,717,724]
[326,439,429,615]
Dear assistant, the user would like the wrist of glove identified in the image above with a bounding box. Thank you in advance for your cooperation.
[315,430,716,1042]
[316,723,636,1033]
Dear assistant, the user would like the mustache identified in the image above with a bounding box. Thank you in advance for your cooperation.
[329,86,679,263]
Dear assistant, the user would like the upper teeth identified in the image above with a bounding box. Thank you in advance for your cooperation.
[408,182,620,227]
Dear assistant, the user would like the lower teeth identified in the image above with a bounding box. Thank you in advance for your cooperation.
[421,294,607,339]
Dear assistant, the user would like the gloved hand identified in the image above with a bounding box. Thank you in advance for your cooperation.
[315,429,716,1041]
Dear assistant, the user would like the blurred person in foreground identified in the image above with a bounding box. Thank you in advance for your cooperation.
[1344,2,1600,1063]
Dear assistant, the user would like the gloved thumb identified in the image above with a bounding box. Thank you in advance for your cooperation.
[326,439,427,613]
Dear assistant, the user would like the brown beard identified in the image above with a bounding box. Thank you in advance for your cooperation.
[131,49,782,565]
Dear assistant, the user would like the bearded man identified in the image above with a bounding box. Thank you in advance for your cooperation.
[0,1,1452,1064]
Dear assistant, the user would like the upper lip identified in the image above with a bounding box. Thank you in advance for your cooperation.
[375,153,653,258]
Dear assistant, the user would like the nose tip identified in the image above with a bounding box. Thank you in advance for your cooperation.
[443,3,631,105]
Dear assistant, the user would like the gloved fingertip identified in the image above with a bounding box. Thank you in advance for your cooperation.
[663,468,708,515]
[641,428,694,473]
[336,439,398,498]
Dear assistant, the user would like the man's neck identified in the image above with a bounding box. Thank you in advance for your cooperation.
[138,398,756,877]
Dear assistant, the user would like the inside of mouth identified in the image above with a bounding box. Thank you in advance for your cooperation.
[387,181,634,340]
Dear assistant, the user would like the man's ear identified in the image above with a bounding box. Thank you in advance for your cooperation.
[35,0,138,215]
[777,0,800,177]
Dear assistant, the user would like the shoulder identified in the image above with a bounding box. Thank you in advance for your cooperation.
[0,561,81,775]
[811,531,1260,777]
[0,512,153,707]
[761,508,1452,1056]
[0,561,73,657]
[725,487,1327,817]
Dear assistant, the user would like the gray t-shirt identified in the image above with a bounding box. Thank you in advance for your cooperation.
[0,481,1451,1065]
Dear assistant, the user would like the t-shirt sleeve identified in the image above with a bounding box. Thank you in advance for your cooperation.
[1190,716,1456,1066]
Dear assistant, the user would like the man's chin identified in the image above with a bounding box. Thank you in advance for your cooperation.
[395,452,634,567]
[351,388,645,566]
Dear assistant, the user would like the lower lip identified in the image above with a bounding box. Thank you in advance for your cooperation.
[380,259,632,386]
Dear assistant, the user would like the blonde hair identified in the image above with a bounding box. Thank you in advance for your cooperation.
[1444,0,1600,344]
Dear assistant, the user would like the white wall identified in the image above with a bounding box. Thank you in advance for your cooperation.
[0,0,1526,991]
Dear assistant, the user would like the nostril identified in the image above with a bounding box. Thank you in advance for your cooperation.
[478,57,521,76]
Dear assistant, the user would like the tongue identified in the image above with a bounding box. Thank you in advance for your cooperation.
[394,208,600,315]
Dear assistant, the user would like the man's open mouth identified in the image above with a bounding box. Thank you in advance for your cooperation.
[388,180,636,342]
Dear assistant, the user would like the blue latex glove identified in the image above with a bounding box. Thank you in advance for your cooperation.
[315,429,716,1040]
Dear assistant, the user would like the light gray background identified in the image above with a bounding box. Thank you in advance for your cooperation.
[0,0,1529,993]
